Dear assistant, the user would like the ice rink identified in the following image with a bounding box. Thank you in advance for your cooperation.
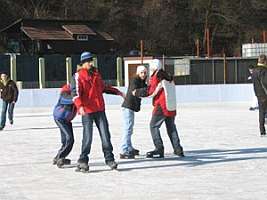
[0,103,267,200]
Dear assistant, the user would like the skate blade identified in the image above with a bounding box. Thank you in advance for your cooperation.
[75,168,89,173]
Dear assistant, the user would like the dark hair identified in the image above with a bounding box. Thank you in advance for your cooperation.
[258,54,267,64]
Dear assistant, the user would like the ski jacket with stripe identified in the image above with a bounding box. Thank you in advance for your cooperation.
[72,67,123,114]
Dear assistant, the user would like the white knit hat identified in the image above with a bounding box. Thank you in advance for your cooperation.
[136,65,147,75]
[150,59,162,73]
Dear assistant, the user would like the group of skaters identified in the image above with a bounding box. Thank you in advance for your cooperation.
[52,51,184,172]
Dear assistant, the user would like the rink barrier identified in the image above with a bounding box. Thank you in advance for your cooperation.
[14,84,255,107]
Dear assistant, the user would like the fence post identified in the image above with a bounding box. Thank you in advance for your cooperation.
[116,57,123,86]
[93,57,98,68]
[66,57,72,84]
[10,54,17,82]
[39,57,45,89]
[223,53,227,84]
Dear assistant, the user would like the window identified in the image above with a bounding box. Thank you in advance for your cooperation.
[77,35,88,41]
[174,58,190,76]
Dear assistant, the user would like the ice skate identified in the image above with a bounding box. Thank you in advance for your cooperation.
[146,149,164,158]
[106,160,118,170]
[75,162,89,173]
[56,158,71,168]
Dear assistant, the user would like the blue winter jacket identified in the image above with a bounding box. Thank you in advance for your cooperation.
[53,85,77,122]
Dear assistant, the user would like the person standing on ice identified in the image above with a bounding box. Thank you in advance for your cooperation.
[251,54,267,136]
[120,65,148,159]
[53,84,77,168]
[72,52,125,172]
[132,59,184,158]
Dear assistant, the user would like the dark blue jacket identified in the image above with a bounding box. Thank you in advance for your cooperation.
[53,84,77,122]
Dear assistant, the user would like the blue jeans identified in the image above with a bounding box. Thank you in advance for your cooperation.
[121,108,135,154]
[78,111,114,164]
[150,114,182,151]
[54,119,74,159]
[0,101,15,128]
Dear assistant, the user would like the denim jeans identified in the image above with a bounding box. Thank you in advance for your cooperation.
[78,111,114,163]
[54,119,74,159]
[0,100,15,128]
[121,108,135,154]
[150,114,182,151]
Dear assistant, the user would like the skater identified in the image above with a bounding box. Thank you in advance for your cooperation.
[133,59,184,158]
[120,65,148,159]
[72,52,125,172]
[0,72,18,130]
[53,84,77,168]
[251,54,267,136]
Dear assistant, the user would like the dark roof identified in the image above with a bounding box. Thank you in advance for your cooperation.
[21,26,74,40]
[0,18,114,41]
[62,25,96,36]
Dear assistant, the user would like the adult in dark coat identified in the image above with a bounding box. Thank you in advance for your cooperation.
[0,72,18,130]
[251,54,267,136]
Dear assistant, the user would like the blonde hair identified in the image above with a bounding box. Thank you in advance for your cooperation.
[76,64,82,72]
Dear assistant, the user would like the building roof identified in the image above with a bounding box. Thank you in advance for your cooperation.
[21,26,74,40]
[62,25,96,36]
[0,18,114,41]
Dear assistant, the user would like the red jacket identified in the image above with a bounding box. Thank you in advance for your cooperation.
[136,70,176,117]
[72,67,122,114]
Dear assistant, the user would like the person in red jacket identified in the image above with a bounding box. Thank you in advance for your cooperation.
[72,52,124,172]
[133,59,184,158]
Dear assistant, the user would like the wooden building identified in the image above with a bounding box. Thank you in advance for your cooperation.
[0,18,114,54]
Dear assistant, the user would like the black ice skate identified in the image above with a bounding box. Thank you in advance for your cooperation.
[75,162,89,173]
[120,152,135,159]
[146,149,164,158]
[56,158,71,168]
[106,160,118,170]
[174,147,185,157]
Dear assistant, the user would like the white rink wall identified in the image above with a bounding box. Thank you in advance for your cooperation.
[14,84,255,107]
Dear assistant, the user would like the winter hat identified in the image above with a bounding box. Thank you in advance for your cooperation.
[150,59,162,73]
[80,52,93,63]
[136,65,147,75]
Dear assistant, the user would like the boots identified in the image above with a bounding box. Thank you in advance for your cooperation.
[146,149,164,158]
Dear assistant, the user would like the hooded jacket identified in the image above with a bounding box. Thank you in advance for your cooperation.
[252,64,267,99]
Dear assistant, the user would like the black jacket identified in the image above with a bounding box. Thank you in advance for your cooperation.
[252,65,267,99]
[0,79,19,103]
[122,76,147,112]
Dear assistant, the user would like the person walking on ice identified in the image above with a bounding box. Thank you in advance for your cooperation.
[72,52,125,172]
[133,59,184,158]
[0,72,18,130]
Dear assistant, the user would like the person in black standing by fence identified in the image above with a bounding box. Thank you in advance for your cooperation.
[251,54,267,136]
[0,72,18,131]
